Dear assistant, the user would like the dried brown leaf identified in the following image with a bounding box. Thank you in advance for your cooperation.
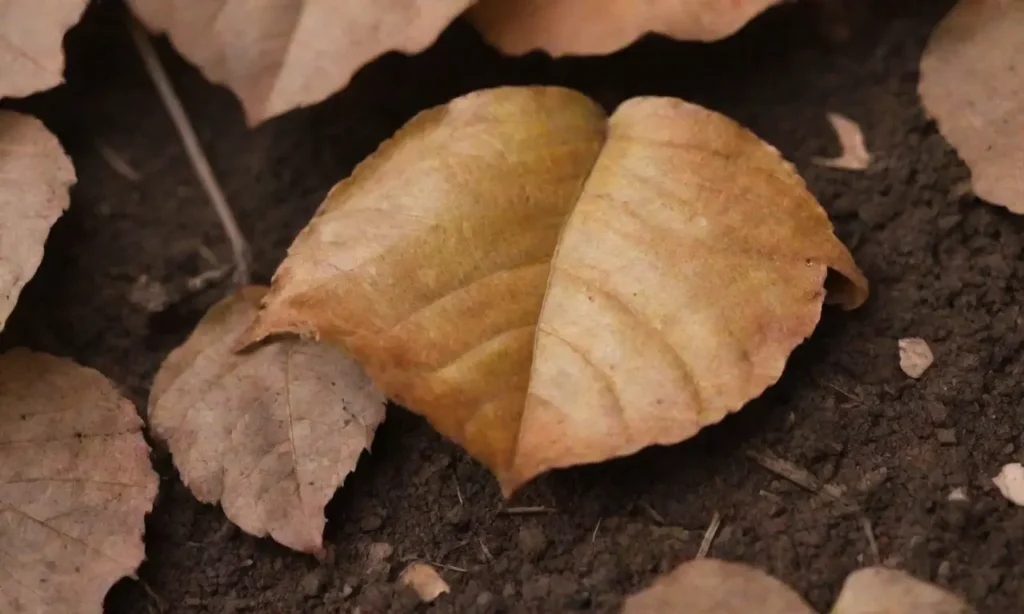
[469,0,781,56]
[149,286,386,554]
[0,0,88,98]
[242,86,868,494]
[830,567,976,614]
[127,0,475,125]
[622,558,816,614]
[0,111,76,333]
[898,337,933,379]
[919,0,1024,212]
[0,349,158,614]
[399,562,451,603]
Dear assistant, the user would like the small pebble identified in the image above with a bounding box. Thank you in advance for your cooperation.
[928,404,950,426]
[360,514,383,532]
[935,428,957,445]
[300,568,326,598]
[518,526,549,561]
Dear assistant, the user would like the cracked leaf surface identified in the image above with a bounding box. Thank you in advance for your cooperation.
[243,86,867,493]
[0,349,158,614]
[0,0,87,98]
[150,286,386,554]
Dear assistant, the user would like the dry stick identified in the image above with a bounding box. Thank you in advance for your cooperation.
[501,506,556,516]
[696,512,721,559]
[96,141,141,182]
[127,17,251,285]
[591,518,602,543]
[452,476,464,506]
[860,517,881,565]
[478,538,494,562]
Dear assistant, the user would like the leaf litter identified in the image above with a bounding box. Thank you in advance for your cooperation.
[919,0,1024,213]
[813,112,871,171]
[0,0,88,98]
[624,559,977,614]
[241,85,868,494]
[0,111,76,333]
[149,286,387,554]
[0,349,158,614]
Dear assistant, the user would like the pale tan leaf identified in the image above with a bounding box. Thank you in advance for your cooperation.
[150,286,386,554]
[830,567,976,614]
[992,462,1024,507]
[127,0,475,125]
[399,562,450,603]
[0,349,158,614]
[621,558,816,614]
[469,0,782,56]
[919,0,1024,212]
[0,111,76,333]
[898,337,933,379]
[241,86,867,494]
[0,0,88,98]
[813,112,871,171]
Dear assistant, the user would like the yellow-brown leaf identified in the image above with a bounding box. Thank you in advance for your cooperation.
[242,86,867,494]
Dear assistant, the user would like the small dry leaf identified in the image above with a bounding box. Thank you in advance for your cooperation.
[149,286,386,554]
[127,0,474,125]
[469,0,782,56]
[622,558,816,614]
[813,112,871,171]
[0,111,76,333]
[992,462,1024,507]
[919,0,1024,212]
[398,562,450,603]
[243,86,868,494]
[0,349,158,614]
[898,337,933,379]
[830,566,976,614]
[0,0,88,98]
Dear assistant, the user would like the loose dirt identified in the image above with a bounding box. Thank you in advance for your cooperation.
[5,1,1023,612]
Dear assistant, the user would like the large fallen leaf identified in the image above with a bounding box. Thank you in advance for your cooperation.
[830,567,976,614]
[469,0,782,56]
[0,349,158,614]
[127,0,475,125]
[919,0,1024,212]
[622,559,815,614]
[242,86,868,494]
[622,560,976,614]
[150,286,386,554]
[0,0,88,99]
[0,111,76,333]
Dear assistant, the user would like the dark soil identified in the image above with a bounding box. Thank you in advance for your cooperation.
[5,1,1023,612]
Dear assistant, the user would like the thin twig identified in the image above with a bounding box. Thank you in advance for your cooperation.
[138,579,168,612]
[591,518,602,543]
[128,17,251,285]
[826,382,863,404]
[452,476,464,506]
[478,538,494,562]
[747,448,855,512]
[860,517,881,564]
[501,506,556,516]
[96,141,141,182]
[640,501,666,525]
[426,561,468,573]
[696,512,721,558]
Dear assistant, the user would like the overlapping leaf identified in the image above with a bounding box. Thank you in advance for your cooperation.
[0,111,76,333]
[919,0,1024,212]
[469,0,782,56]
[0,349,158,614]
[0,0,88,99]
[127,0,474,124]
[242,86,867,494]
[150,286,387,554]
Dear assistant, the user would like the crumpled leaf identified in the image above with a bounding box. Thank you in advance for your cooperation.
[898,337,933,379]
[0,0,88,99]
[830,567,976,614]
[622,560,976,614]
[813,112,871,171]
[150,286,386,554]
[242,86,868,494]
[469,0,782,56]
[0,349,158,614]
[621,558,816,614]
[0,111,76,333]
[919,0,1024,212]
[127,0,474,125]
[399,562,450,603]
